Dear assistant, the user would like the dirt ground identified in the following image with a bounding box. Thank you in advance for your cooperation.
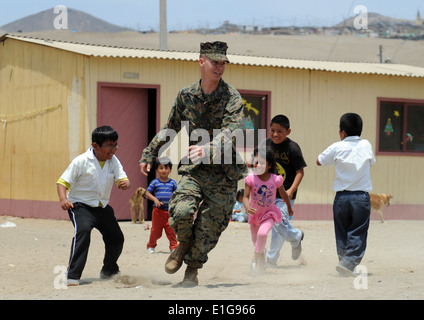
[0,215,423,301]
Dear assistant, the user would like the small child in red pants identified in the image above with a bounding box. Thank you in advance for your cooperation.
[145,157,178,253]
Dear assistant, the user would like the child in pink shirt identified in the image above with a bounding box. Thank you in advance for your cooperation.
[244,147,293,273]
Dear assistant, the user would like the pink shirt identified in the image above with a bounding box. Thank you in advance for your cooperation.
[245,172,283,225]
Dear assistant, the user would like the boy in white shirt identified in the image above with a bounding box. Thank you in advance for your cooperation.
[57,126,131,286]
[317,113,375,276]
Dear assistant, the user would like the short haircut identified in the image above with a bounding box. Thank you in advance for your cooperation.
[340,113,363,137]
[92,126,118,146]
[270,114,290,130]
[155,157,172,169]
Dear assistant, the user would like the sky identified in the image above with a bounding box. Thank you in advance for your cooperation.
[1,0,423,31]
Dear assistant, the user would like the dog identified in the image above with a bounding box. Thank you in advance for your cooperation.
[370,193,392,223]
[129,187,146,224]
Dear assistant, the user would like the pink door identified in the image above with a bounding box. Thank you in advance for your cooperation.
[98,84,153,220]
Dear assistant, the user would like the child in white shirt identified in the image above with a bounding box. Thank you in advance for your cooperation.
[57,126,131,286]
[317,113,375,276]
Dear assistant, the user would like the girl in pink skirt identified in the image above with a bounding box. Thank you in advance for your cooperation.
[243,147,293,273]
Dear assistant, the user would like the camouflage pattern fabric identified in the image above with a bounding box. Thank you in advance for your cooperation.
[200,41,230,63]
[140,78,247,182]
[140,77,247,269]
[168,166,237,269]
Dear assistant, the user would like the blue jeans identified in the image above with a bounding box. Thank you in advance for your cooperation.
[333,191,370,271]
[266,198,302,265]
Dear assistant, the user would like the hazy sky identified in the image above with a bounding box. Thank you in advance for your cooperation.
[1,0,423,31]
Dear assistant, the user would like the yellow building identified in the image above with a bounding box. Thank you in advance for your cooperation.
[1,33,423,220]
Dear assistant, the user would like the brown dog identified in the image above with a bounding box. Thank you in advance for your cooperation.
[129,187,146,224]
[370,193,392,223]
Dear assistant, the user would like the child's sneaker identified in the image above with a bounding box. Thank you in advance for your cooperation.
[292,231,304,260]
[66,279,79,286]
[146,248,155,254]
[336,264,357,277]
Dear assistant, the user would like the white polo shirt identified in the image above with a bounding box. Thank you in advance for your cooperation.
[318,136,376,192]
[59,147,128,207]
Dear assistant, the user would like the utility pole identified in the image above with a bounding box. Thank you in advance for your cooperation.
[159,0,167,51]
[378,45,383,63]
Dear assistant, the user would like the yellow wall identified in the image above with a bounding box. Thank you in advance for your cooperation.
[0,39,86,202]
[1,38,423,209]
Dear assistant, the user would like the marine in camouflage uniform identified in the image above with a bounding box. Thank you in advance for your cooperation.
[139,41,247,286]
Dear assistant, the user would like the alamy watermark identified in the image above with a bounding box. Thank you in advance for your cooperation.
[353,265,368,289]
[155,122,267,172]
[53,5,68,30]
[53,263,369,289]
[53,265,68,289]
[353,5,368,30]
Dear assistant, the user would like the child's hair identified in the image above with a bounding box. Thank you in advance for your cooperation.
[253,146,277,174]
[236,189,244,200]
[155,157,172,170]
[92,126,118,146]
[270,114,290,130]
[340,113,363,137]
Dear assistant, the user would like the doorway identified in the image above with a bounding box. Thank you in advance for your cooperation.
[97,82,159,220]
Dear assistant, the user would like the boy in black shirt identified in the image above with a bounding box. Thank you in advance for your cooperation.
[259,115,306,266]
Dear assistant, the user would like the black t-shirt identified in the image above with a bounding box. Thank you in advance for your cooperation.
[260,138,307,200]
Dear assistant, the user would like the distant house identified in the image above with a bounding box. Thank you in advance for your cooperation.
[1,33,423,220]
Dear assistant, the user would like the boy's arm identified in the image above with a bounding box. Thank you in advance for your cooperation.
[287,168,304,199]
[56,183,74,210]
[145,190,163,208]
[117,178,130,190]
[278,185,293,216]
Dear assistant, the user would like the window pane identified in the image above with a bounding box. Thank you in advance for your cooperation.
[406,105,424,152]
[240,95,266,148]
[379,102,403,152]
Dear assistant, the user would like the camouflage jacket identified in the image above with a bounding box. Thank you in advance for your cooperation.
[140,78,247,181]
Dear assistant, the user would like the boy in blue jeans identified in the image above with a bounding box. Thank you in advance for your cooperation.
[257,115,306,266]
[317,113,376,276]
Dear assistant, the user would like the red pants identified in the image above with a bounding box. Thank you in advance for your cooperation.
[147,207,178,250]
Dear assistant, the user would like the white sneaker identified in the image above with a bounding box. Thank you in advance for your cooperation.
[292,231,304,260]
[66,279,79,286]
[146,248,155,254]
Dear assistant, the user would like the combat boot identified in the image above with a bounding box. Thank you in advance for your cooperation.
[165,242,192,274]
[179,266,198,287]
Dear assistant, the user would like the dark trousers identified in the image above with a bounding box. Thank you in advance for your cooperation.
[333,191,370,271]
[67,202,124,280]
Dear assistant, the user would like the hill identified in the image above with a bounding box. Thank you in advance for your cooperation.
[334,12,423,38]
[336,12,417,29]
[0,7,131,33]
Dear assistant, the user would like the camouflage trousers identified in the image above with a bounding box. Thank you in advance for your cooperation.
[168,168,237,269]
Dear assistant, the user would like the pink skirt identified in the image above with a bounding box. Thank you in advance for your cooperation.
[248,205,282,225]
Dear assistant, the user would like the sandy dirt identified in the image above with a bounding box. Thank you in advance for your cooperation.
[0,215,423,301]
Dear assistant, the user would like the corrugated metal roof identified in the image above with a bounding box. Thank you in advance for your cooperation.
[3,33,424,78]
